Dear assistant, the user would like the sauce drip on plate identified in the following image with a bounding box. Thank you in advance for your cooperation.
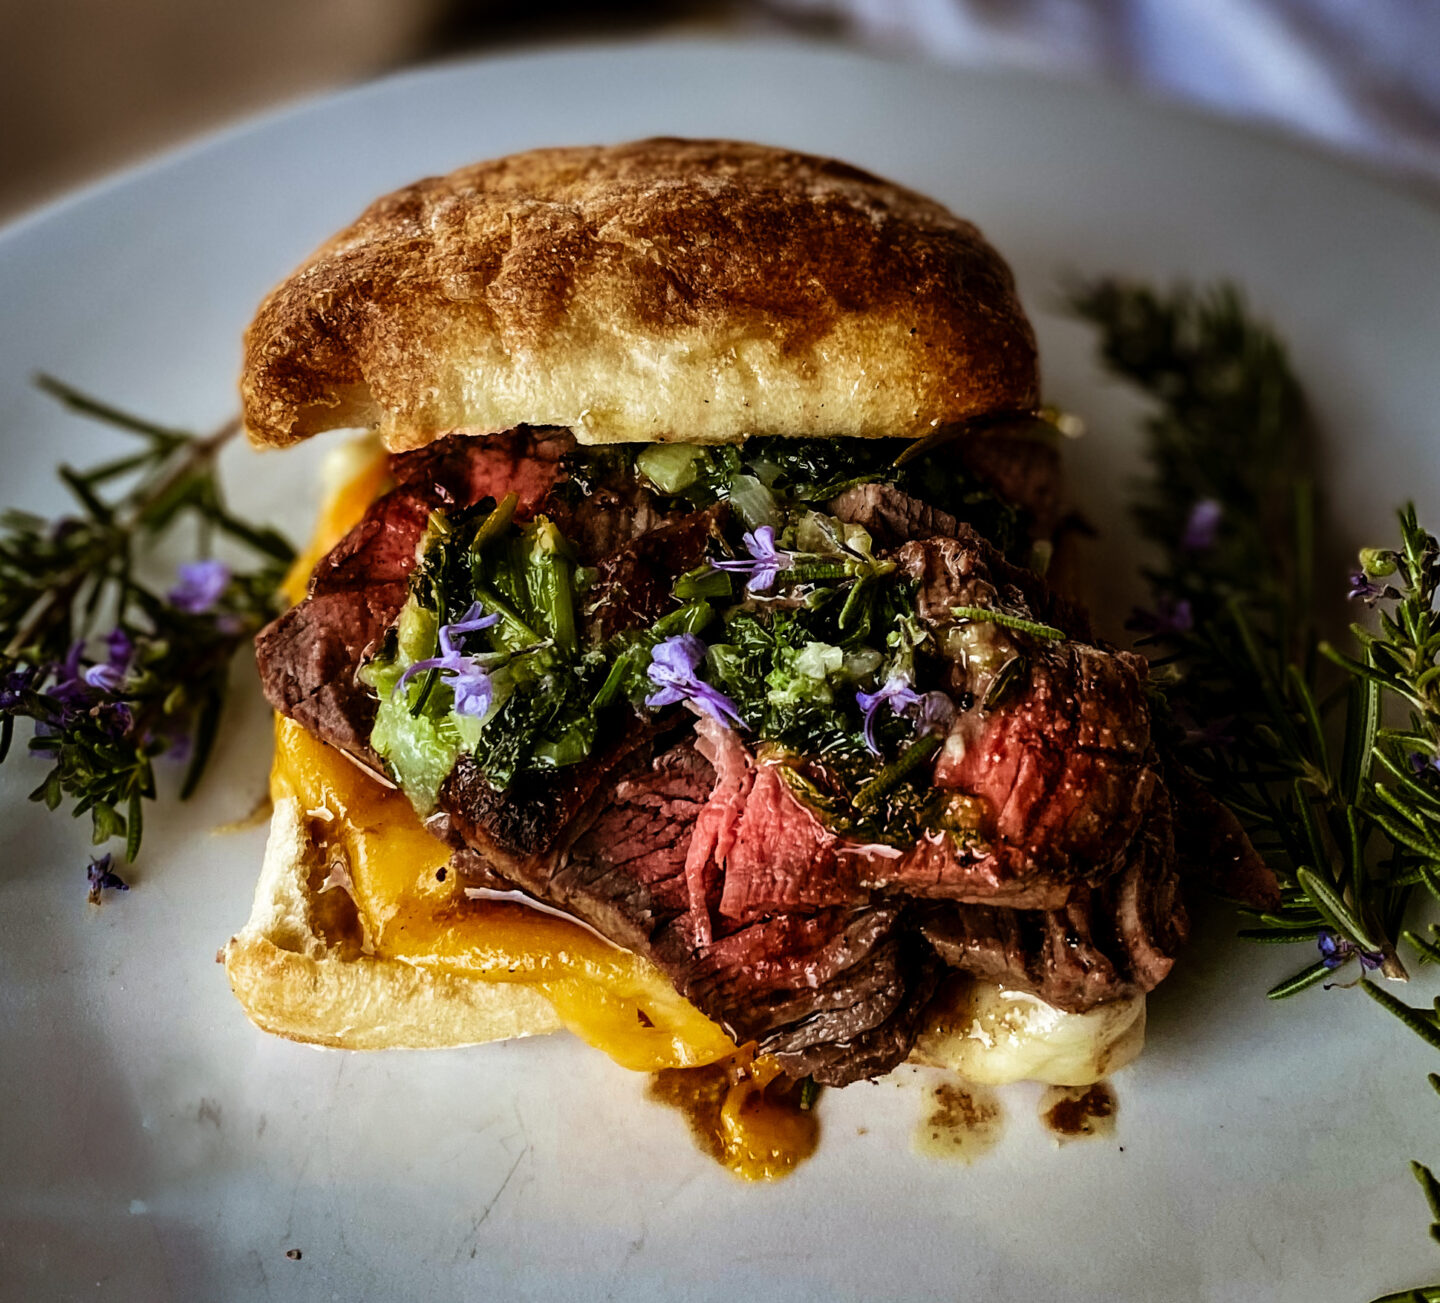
[649,1054,819,1181]
[1039,1082,1117,1142]
[913,1080,1003,1163]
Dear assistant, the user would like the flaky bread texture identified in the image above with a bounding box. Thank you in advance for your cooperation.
[242,138,1038,451]
[223,795,562,1049]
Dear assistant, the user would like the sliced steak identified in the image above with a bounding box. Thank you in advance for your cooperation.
[546,460,688,559]
[583,505,727,643]
[765,937,941,1086]
[917,780,1186,1011]
[896,528,1091,642]
[887,644,1156,903]
[460,728,923,1086]
[716,763,865,923]
[388,425,572,506]
[538,732,715,952]
[828,483,961,549]
[957,429,1063,538]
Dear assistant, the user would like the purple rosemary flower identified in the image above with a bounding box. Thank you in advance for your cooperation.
[856,673,922,756]
[81,627,136,693]
[711,526,793,594]
[1317,928,1383,972]
[394,602,502,719]
[86,852,130,903]
[449,669,495,719]
[36,642,96,732]
[105,628,133,665]
[82,662,126,692]
[1130,596,1194,638]
[437,602,501,656]
[1347,571,1386,605]
[396,652,496,719]
[1180,498,1223,553]
[1409,751,1440,779]
[0,664,35,710]
[645,634,745,729]
[168,559,231,614]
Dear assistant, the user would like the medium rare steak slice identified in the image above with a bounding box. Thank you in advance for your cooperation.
[475,730,926,1086]
[714,763,865,923]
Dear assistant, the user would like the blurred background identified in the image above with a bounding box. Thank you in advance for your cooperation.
[5,0,1440,223]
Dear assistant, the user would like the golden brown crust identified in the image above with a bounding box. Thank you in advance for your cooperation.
[242,138,1038,450]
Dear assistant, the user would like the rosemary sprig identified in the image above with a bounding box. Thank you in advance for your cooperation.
[1072,279,1440,1015]
[1074,280,1440,1293]
[0,377,294,893]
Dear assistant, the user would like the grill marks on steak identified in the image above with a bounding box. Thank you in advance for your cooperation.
[909,645,1155,903]
[828,483,962,550]
[256,432,1218,1087]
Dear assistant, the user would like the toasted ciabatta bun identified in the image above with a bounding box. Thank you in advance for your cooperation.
[241,139,1038,451]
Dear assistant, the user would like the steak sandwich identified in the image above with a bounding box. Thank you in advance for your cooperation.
[225,141,1252,1141]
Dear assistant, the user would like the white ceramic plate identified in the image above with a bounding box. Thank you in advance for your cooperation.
[3,38,1439,1303]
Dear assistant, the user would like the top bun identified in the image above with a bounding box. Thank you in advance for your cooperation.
[241,138,1038,451]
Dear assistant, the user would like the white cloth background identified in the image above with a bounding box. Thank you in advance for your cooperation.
[766,0,1440,188]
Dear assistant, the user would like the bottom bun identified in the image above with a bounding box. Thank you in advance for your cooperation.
[224,795,563,1050]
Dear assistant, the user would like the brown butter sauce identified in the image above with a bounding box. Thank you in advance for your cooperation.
[1039,1082,1117,1142]
[913,1080,1003,1163]
[648,1064,1118,1175]
[648,1056,819,1182]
